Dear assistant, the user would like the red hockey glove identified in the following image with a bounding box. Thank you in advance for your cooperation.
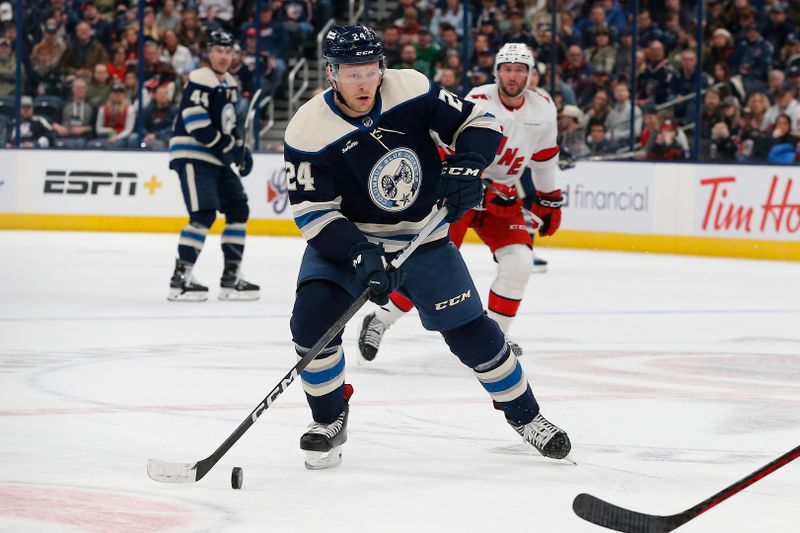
[529,189,563,237]
[483,182,522,218]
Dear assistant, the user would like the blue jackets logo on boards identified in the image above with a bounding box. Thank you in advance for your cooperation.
[368,148,422,212]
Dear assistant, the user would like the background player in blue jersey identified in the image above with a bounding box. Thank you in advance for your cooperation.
[166,30,259,302]
[284,25,571,470]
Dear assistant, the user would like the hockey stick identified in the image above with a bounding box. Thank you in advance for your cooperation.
[573,444,800,533]
[147,207,450,483]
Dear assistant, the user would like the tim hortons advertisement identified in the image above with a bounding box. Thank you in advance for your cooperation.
[695,166,800,241]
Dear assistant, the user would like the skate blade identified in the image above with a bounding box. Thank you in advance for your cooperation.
[218,288,260,301]
[167,289,208,302]
[563,454,577,465]
[531,264,548,274]
[304,446,342,470]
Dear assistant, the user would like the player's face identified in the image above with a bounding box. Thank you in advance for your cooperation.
[333,62,383,116]
[497,63,529,98]
[208,45,233,74]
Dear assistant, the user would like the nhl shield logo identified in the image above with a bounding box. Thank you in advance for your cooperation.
[368,148,422,212]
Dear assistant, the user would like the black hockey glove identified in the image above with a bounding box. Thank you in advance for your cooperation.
[437,152,487,223]
[238,145,254,177]
[349,242,406,306]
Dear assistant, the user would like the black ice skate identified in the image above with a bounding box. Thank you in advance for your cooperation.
[300,385,352,470]
[509,412,571,460]
[357,312,388,363]
[218,262,260,301]
[167,259,209,302]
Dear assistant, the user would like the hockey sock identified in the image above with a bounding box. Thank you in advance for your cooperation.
[296,343,346,423]
[487,291,520,333]
[487,245,532,333]
[442,315,539,425]
[373,291,413,326]
[177,222,209,264]
[221,222,247,263]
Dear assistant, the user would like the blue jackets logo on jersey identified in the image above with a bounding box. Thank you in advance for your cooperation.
[368,148,422,212]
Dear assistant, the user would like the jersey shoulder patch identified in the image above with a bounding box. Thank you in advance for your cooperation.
[380,69,432,114]
[188,67,221,89]
[284,90,357,154]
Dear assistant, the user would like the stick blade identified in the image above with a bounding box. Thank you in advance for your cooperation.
[573,493,677,533]
[147,458,199,484]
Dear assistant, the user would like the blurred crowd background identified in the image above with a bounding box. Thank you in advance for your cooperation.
[1,0,799,163]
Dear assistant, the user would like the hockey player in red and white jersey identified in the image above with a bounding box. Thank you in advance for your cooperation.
[358,43,564,362]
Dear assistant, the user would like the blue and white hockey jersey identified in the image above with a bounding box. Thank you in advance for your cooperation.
[169,67,239,167]
[284,69,502,264]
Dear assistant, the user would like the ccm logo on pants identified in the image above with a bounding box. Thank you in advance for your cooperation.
[435,290,472,310]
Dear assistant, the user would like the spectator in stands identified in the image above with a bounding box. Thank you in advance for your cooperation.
[52,77,94,148]
[558,11,582,48]
[700,87,724,148]
[605,81,641,148]
[721,0,756,36]
[124,65,150,109]
[705,28,734,76]
[121,26,139,61]
[143,6,163,43]
[577,65,611,108]
[438,23,459,57]
[280,0,315,58]
[580,88,611,129]
[390,0,426,30]
[558,104,588,158]
[745,91,770,130]
[229,43,254,100]
[537,24,565,67]
[141,39,178,102]
[415,27,444,78]
[474,0,501,34]
[639,106,659,147]
[613,27,633,80]
[763,3,793,58]
[777,33,800,71]
[381,25,403,68]
[199,0,234,30]
[467,65,489,91]
[138,84,176,150]
[28,44,64,97]
[767,113,800,162]
[586,121,614,155]
[499,9,536,50]
[161,30,195,76]
[61,21,109,80]
[396,43,425,75]
[584,26,615,76]
[254,6,288,96]
[708,121,738,161]
[395,6,422,43]
[637,9,664,48]
[732,22,774,94]
[5,95,54,148]
[787,65,800,99]
[670,49,713,123]
[177,8,208,57]
[157,0,182,32]
[86,62,111,109]
[768,69,787,98]
[443,50,463,85]
[112,2,134,34]
[81,1,113,52]
[646,118,686,160]
[436,67,463,96]
[469,33,491,67]
[0,37,18,96]
[637,40,674,105]
[720,96,742,131]
[475,49,495,82]
[92,80,135,148]
[34,19,66,66]
[763,82,800,131]
[429,0,465,38]
[107,43,128,83]
[563,44,591,102]
[712,61,746,104]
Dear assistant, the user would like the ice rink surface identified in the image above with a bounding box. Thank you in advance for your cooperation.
[1,230,798,533]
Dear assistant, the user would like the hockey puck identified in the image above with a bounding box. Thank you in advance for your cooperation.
[231,467,243,489]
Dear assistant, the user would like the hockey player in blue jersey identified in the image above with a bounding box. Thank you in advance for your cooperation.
[167,30,259,302]
[284,24,571,469]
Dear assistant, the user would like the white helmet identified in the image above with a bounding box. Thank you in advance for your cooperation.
[494,43,536,92]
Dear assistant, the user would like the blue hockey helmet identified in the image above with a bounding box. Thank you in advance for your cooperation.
[207,29,235,49]
[323,25,384,66]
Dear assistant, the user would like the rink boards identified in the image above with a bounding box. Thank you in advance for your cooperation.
[0,149,798,260]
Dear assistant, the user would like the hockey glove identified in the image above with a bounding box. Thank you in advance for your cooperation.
[238,145,254,177]
[349,242,406,306]
[558,153,576,171]
[529,189,564,237]
[437,152,487,223]
[483,181,522,218]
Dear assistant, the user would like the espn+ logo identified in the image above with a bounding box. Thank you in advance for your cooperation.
[44,170,137,196]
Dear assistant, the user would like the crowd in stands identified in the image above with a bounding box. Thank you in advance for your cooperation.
[1,0,799,163]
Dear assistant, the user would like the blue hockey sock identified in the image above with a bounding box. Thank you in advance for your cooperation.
[177,222,209,264]
[473,344,539,425]
[221,222,246,263]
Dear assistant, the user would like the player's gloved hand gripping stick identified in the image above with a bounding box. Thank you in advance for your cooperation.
[147,206,449,484]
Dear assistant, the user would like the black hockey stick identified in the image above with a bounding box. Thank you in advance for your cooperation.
[573,444,800,532]
[147,207,449,483]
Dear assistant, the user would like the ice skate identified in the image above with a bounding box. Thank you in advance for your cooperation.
[167,259,209,301]
[300,391,351,470]
[507,339,524,357]
[532,254,548,273]
[218,262,260,301]
[509,412,571,460]
[357,312,388,363]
